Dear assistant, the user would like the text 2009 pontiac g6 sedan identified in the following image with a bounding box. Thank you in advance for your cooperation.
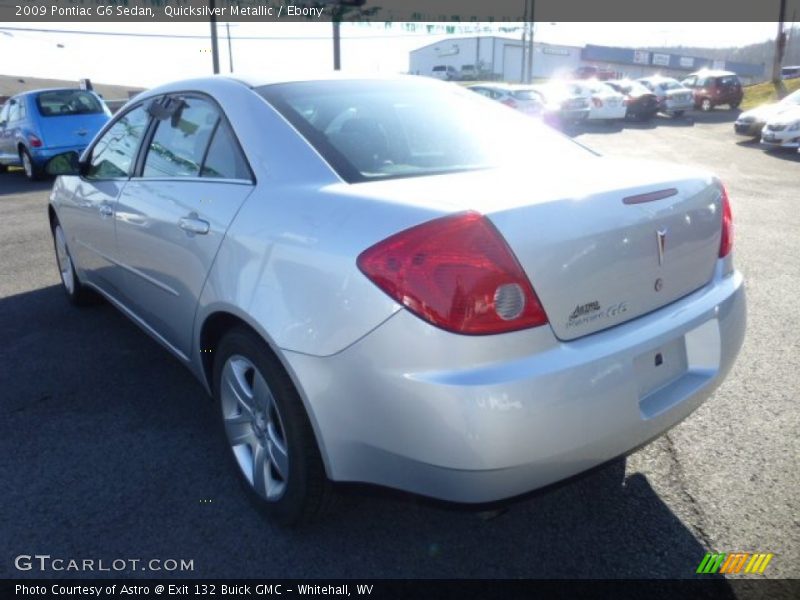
[47,75,746,525]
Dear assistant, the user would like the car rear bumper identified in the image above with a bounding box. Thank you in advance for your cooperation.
[285,262,746,503]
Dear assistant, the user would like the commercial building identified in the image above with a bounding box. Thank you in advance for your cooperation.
[409,38,765,84]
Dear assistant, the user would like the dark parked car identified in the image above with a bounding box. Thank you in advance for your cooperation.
[0,88,110,180]
[681,70,743,111]
[605,80,659,121]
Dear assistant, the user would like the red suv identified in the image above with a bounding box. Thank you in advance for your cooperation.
[681,70,743,111]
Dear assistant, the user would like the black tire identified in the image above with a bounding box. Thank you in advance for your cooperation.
[730,102,740,110]
[51,220,97,306]
[0,164,8,174]
[213,326,331,526]
[700,98,713,112]
[673,110,685,117]
[20,147,45,181]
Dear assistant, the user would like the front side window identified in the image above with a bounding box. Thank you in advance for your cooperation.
[0,103,9,124]
[86,104,150,179]
[258,79,593,182]
[142,97,220,178]
[36,90,107,117]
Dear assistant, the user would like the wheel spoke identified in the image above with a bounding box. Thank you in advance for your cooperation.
[252,370,274,413]
[252,443,269,498]
[224,413,256,447]
[223,361,255,417]
[267,424,289,480]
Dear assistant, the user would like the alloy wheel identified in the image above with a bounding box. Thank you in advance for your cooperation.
[220,355,289,501]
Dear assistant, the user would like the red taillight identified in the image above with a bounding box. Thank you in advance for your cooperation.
[357,212,548,335]
[719,185,734,258]
[592,97,603,108]
[28,134,43,148]
[501,98,518,109]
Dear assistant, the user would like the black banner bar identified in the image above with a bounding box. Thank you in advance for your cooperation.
[3,579,800,600]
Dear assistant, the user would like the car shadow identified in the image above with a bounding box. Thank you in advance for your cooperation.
[731,138,800,161]
[690,108,741,124]
[0,169,53,196]
[0,284,737,584]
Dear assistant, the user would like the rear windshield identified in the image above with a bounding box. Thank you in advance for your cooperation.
[36,90,106,117]
[257,79,593,182]
[511,89,541,100]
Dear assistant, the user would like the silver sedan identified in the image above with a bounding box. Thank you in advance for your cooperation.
[47,74,746,525]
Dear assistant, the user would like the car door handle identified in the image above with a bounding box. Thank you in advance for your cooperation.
[98,204,114,218]
[179,216,210,235]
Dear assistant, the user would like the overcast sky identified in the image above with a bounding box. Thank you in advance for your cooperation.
[0,22,783,88]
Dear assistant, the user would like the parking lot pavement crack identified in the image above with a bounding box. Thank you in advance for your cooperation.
[663,432,714,549]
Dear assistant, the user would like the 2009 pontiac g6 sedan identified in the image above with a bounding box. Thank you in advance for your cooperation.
[47,74,746,525]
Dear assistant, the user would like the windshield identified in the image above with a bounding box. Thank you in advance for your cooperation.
[257,79,593,182]
[36,89,107,117]
[616,81,651,95]
[658,80,683,90]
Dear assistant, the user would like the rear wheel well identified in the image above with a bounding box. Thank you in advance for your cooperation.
[199,313,288,395]
[48,206,58,231]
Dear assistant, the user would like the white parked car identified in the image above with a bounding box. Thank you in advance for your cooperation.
[467,83,545,118]
[760,105,800,149]
[571,80,627,122]
[735,89,800,138]
[638,76,695,116]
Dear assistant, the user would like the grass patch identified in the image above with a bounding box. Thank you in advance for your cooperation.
[741,78,800,110]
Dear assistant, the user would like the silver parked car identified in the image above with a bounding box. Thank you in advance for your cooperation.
[47,75,746,525]
[637,76,695,117]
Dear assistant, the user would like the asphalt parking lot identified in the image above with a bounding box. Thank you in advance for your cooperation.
[1,110,798,581]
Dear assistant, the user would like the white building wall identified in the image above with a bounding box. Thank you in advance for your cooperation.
[410,37,585,82]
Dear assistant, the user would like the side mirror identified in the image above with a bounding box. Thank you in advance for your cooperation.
[45,151,84,176]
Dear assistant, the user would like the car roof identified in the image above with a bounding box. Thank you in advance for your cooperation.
[688,69,738,78]
[12,87,92,99]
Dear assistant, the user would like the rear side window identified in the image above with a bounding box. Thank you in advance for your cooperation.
[87,104,150,179]
[36,90,106,117]
[201,120,251,180]
[8,99,26,122]
[512,90,540,101]
[143,97,219,178]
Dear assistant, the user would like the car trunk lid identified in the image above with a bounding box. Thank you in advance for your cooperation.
[483,160,723,340]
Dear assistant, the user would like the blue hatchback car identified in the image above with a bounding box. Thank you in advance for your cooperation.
[0,88,111,180]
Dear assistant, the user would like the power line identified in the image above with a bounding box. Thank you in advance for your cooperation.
[0,25,520,41]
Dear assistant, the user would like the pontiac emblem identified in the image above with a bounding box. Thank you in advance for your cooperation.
[656,228,667,266]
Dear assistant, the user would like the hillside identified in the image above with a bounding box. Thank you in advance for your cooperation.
[645,25,800,82]
[0,74,144,100]
[742,77,800,110]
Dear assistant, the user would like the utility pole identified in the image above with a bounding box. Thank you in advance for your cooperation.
[526,2,535,83]
[772,0,788,96]
[209,0,220,75]
[226,22,234,73]
[331,1,366,71]
[520,0,529,83]
[333,19,341,70]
